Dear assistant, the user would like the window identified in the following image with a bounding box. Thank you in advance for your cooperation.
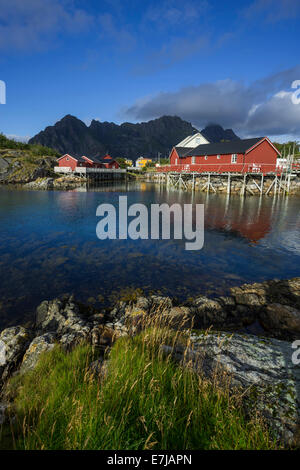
[217,155,221,160]
[204,156,208,160]
[175,158,178,165]
[192,156,195,164]
[66,157,69,161]
[231,154,237,163]
[196,137,201,144]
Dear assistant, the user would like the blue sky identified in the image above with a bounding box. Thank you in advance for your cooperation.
[0,0,300,142]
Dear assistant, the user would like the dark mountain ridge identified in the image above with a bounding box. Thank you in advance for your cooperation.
[29,115,240,160]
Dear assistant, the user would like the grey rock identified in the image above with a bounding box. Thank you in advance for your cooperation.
[162,331,300,446]
[0,326,32,384]
[24,178,54,190]
[20,333,56,374]
[148,295,173,314]
[259,304,300,341]
[162,306,194,329]
[36,296,91,337]
[191,297,228,328]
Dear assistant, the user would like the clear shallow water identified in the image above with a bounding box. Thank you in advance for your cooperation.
[0,182,299,329]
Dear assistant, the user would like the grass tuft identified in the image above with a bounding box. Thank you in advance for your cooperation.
[2,327,276,450]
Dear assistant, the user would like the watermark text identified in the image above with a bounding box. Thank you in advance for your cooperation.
[96,196,204,250]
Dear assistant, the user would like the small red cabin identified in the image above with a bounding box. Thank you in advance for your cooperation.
[98,154,119,169]
[57,154,88,170]
[82,156,104,168]
[57,153,120,170]
[165,137,281,174]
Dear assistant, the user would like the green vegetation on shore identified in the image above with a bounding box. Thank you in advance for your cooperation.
[0,133,59,157]
[3,328,276,450]
[0,133,60,184]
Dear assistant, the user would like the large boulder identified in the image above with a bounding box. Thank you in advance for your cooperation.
[0,326,32,384]
[36,296,97,345]
[190,296,229,328]
[230,277,300,310]
[162,331,300,446]
[34,295,113,350]
[20,333,56,374]
[259,304,300,341]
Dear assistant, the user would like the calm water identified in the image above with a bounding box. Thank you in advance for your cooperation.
[0,182,299,329]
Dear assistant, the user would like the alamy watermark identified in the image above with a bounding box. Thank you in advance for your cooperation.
[0,80,6,104]
[292,340,300,365]
[291,80,300,105]
[96,196,204,250]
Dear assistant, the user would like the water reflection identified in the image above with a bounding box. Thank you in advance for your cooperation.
[0,183,299,329]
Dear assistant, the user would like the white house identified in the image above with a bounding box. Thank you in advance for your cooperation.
[176,132,209,148]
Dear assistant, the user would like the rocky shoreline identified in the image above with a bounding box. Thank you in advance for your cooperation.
[0,277,299,446]
[23,175,87,190]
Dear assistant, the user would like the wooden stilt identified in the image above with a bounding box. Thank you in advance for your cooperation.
[241,173,246,196]
[261,173,264,195]
[227,174,231,194]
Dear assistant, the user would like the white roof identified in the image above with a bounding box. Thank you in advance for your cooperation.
[177,132,209,148]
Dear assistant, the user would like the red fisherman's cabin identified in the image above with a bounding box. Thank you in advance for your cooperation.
[98,154,119,169]
[164,137,281,174]
[57,153,119,170]
[82,156,104,168]
[57,154,89,171]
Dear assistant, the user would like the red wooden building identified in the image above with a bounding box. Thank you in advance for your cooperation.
[82,155,104,168]
[162,137,281,174]
[57,153,119,170]
[57,154,89,171]
[98,154,119,169]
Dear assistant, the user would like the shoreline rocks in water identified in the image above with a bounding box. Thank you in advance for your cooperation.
[0,277,299,446]
[23,175,87,190]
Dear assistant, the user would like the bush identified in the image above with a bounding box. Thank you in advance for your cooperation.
[4,329,276,450]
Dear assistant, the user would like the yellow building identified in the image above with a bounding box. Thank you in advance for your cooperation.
[125,159,133,167]
[135,157,152,168]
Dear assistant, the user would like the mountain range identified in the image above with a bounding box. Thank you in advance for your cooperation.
[28,115,240,160]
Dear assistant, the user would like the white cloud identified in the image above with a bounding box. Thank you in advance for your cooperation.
[7,134,31,143]
[0,0,94,50]
[144,0,209,28]
[243,0,300,22]
[124,66,300,138]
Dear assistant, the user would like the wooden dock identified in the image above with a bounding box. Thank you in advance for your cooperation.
[150,170,299,195]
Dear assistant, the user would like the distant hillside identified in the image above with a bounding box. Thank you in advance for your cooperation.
[29,115,240,160]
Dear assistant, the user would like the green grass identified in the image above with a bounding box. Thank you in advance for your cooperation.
[3,328,276,450]
[0,133,59,157]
